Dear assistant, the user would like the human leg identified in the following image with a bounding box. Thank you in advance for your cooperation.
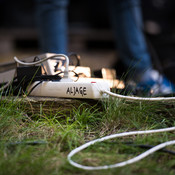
[108,0,175,95]
[35,0,69,54]
[108,0,152,77]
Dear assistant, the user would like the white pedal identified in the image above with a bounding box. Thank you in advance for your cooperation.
[29,81,110,99]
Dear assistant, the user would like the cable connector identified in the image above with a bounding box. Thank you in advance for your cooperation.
[14,54,73,82]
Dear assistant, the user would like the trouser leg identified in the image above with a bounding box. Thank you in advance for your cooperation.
[35,0,69,54]
[108,0,152,75]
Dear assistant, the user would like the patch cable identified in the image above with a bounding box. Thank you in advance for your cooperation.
[68,126,175,170]
[101,89,175,101]
[67,89,175,170]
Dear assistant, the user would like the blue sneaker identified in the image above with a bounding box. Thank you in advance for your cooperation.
[128,69,175,96]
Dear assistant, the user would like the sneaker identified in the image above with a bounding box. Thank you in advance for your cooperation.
[127,69,175,97]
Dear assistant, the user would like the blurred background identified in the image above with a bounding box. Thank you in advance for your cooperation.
[0,0,175,82]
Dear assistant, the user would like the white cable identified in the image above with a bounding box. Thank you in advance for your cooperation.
[14,54,68,66]
[101,90,175,101]
[68,127,175,170]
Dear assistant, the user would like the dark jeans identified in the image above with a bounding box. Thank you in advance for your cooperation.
[109,0,152,74]
[35,0,69,54]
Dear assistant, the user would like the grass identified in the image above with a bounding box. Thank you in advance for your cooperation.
[0,95,175,175]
